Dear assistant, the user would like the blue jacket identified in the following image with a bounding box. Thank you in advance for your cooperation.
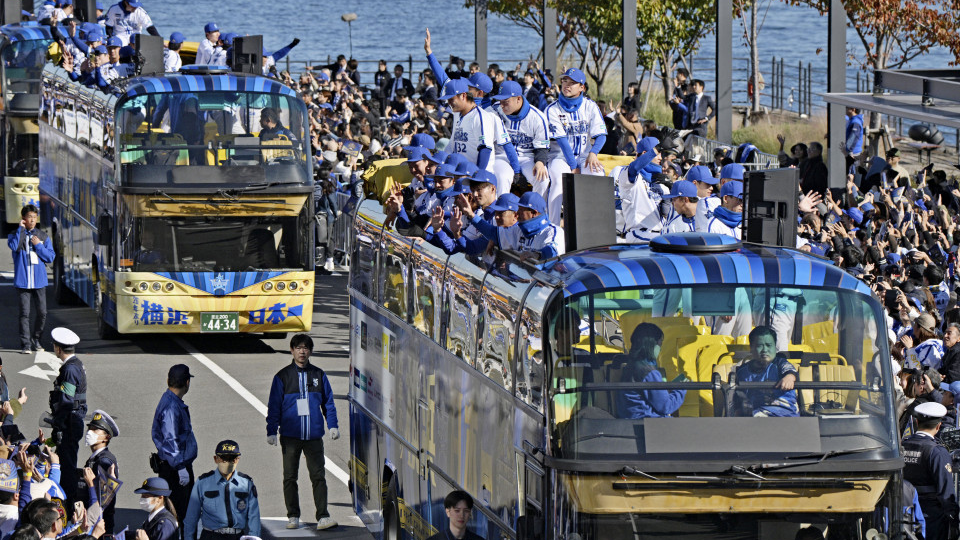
[151,389,198,470]
[184,470,260,540]
[267,361,338,440]
[845,113,864,155]
[7,226,54,289]
[142,507,178,540]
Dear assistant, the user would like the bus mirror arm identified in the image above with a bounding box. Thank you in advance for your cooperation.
[96,212,113,246]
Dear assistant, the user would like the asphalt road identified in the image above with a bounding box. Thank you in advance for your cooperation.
[0,253,371,540]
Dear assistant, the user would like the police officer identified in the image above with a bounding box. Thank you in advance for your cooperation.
[151,364,197,536]
[134,478,178,540]
[81,409,119,533]
[183,441,260,540]
[48,326,85,505]
[903,402,958,540]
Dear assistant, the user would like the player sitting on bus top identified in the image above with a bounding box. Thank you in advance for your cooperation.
[660,179,699,234]
[386,163,457,237]
[734,325,799,417]
[468,192,520,253]
[706,180,744,239]
[259,107,298,142]
[438,170,500,255]
[616,323,687,419]
[496,192,565,260]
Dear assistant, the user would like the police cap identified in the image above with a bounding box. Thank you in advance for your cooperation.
[87,409,119,437]
[168,364,193,386]
[215,440,241,457]
[913,401,947,421]
[134,477,171,497]
[51,327,79,348]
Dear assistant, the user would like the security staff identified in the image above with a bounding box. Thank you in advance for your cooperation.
[183,441,261,540]
[134,478,179,540]
[48,326,86,505]
[151,364,198,535]
[902,402,958,540]
[82,409,120,533]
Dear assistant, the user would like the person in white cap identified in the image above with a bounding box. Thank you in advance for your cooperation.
[902,401,957,540]
[49,326,86,506]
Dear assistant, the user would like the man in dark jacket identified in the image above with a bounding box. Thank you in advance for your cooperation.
[799,141,829,197]
[266,334,339,531]
[940,323,960,383]
[7,204,55,354]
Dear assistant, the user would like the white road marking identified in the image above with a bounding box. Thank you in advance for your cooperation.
[19,351,63,380]
[172,337,352,487]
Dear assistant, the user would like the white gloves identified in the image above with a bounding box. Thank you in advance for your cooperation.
[267,435,278,446]
[329,428,340,440]
[177,468,189,486]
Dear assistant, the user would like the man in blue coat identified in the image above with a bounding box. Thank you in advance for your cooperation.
[266,334,339,531]
[842,106,864,174]
[8,204,55,354]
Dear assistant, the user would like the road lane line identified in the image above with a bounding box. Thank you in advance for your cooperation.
[172,337,351,486]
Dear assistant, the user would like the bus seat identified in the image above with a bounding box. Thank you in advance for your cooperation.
[811,333,840,354]
[734,334,750,345]
[552,366,587,424]
[262,135,295,161]
[798,364,857,413]
[620,312,694,350]
[713,363,737,383]
[786,343,813,353]
[573,335,623,354]
[802,321,835,343]
[672,335,734,417]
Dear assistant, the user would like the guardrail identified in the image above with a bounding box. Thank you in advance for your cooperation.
[326,191,360,270]
[685,134,780,170]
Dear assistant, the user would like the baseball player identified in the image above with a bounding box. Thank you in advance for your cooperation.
[491,81,551,197]
[543,68,607,222]
[102,0,159,46]
[439,78,505,175]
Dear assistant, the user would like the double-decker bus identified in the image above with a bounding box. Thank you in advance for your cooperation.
[39,64,315,338]
[348,200,903,540]
[0,22,52,226]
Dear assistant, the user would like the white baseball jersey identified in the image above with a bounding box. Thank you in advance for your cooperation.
[544,97,606,164]
[210,46,227,67]
[662,213,697,234]
[36,3,55,21]
[494,104,550,160]
[195,38,216,65]
[103,3,153,46]
[706,215,742,239]
[497,222,565,257]
[695,195,720,232]
[163,48,181,73]
[449,105,506,174]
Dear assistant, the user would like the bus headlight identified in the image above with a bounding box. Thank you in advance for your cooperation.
[24,184,34,192]
[138,282,148,292]
[289,281,298,290]
[263,282,273,291]
[276,282,286,291]
[151,282,161,292]
[164,282,175,292]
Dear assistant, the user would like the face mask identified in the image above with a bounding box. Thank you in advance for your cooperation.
[139,498,158,512]
[652,344,661,360]
[217,461,237,476]
[84,430,100,447]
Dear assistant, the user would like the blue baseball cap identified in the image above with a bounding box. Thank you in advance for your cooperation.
[559,68,586,85]
[861,202,875,213]
[518,191,548,215]
[886,253,902,265]
[466,169,497,186]
[168,32,185,44]
[204,22,219,33]
[93,45,107,55]
[685,165,716,184]
[124,0,141,7]
[637,136,659,154]
[844,207,863,225]
[720,180,744,199]
[425,150,448,165]
[662,180,698,200]
[438,78,470,100]
[221,32,237,47]
[492,80,522,100]
[719,163,744,180]
[488,193,520,213]
[453,179,471,194]
[85,29,104,43]
[467,73,493,94]
[410,133,435,150]
[119,45,136,59]
[427,163,455,179]
[106,36,122,48]
[444,153,465,166]
[405,147,432,163]
[454,161,479,176]
[95,0,103,9]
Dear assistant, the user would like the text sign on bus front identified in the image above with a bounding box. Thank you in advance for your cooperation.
[200,312,239,333]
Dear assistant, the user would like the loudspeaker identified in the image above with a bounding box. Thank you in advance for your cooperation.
[231,35,263,75]
[73,0,97,23]
[743,167,799,248]
[1,0,20,25]
[562,172,616,252]
[134,34,164,75]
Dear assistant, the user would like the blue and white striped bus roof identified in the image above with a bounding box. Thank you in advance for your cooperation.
[121,72,299,98]
[549,241,873,298]
[0,23,55,42]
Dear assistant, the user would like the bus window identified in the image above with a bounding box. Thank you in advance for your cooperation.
[350,215,380,300]
[410,243,443,341]
[442,255,486,367]
[379,235,410,321]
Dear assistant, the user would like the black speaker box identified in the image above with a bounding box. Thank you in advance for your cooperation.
[73,0,96,23]
[231,35,263,75]
[134,34,163,75]
[562,172,616,252]
[743,167,799,248]
[2,0,20,25]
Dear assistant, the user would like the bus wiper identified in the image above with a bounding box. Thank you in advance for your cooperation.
[621,466,658,481]
[739,446,885,473]
[725,465,767,481]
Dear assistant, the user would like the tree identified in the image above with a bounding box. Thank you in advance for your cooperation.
[462,0,582,61]
[735,0,774,113]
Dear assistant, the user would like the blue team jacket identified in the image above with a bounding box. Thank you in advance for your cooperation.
[266,361,338,440]
[7,226,55,289]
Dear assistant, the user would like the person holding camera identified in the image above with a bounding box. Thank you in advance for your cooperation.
[7,204,55,355]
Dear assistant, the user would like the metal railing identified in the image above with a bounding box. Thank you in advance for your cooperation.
[327,191,360,269]
[685,134,780,170]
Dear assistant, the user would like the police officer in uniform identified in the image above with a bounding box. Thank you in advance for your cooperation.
[903,402,958,540]
[183,441,260,540]
[134,478,178,540]
[48,326,86,505]
[82,409,119,533]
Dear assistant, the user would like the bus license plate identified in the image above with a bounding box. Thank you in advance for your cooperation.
[201,312,238,333]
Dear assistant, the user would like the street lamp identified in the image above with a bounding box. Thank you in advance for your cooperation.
[341,13,358,58]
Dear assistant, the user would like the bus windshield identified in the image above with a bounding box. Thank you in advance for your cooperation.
[117,91,310,184]
[2,39,50,102]
[545,284,897,463]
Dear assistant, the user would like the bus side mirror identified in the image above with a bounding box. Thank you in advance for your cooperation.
[97,213,112,246]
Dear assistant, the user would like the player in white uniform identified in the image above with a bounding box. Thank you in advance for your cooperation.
[490,81,551,197]
[163,32,184,73]
[661,180,699,234]
[439,78,505,175]
[706,181,743,239]
[497,192,565,259]
[36,0,55,21]
[195,22,220,65]
[103,0,159,46]
[695,163,744,231]
[543,68,607,223]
